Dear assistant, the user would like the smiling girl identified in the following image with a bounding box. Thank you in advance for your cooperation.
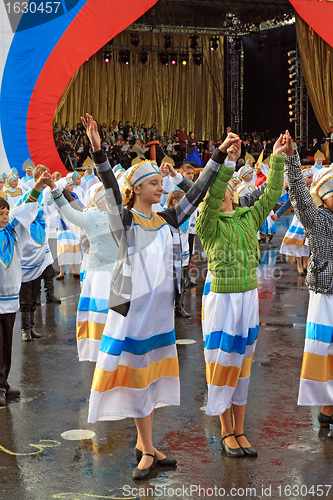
[81,113,240,480]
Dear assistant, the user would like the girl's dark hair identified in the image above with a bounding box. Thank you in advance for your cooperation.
[0,197,10,210]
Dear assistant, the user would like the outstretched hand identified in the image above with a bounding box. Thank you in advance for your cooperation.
[227,140,242,163]
[81,113,101,152]
[273,130,294,156]
[219,132,241,153]
[34,170,53,191]
[160,161,177,178]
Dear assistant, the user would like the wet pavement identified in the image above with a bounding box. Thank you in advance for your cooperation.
[1,213,332,500]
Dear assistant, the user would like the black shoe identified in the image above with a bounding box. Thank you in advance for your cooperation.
[318,412,333,428]
[46,294,61,304]
[221,433,245,458]
[297,271,306,276]
[235,434,258,457]
[30,329,41,339]
[6,388,20,399]
[0,390,6,407]
[21,329,32,342]
[132,453,157,480]
[134,447,177,466]
[175,306,190,318]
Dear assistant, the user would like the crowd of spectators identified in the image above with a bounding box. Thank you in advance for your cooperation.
[54,120,330,171]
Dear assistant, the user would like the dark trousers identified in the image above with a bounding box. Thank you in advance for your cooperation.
[189,233,195,261]
[0,313,16,391]
[329,144,333,163]
[20,276,42,313]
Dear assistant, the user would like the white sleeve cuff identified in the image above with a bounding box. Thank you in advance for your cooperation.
[224,159,236,169]
[170,172,184,185]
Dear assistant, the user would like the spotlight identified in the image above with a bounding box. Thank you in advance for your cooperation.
[289,117,297,123]
[234,38,242,52]
[289,72,297,79]
[159,52,168,66]
[288,57,296,65]
[164,35,172,49]
[170,53,177,65]
[288,64,296,73]
[180,53,189,66]
[193,52,203,66]
[140,51,148,64]
[130,33,140,47]
[257,39,265,52]
[104,50,111,63]
[210,36,218,51]
[289,79,297,86]
[189,35,198,50]
[288,88,295,95]
[120,51,130,65]
[288,50,296,57]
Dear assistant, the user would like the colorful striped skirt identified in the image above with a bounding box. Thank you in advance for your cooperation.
[57,229,82,266]
[298,292,333,406]
[76,269,112,362]
[202,286,259,416]
[280,215,309,258]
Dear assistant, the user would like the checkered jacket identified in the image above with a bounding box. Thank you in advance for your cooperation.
[284,152,333,294]
[92,148,227,315]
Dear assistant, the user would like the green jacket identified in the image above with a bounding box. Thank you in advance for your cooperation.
[195,154,285,293]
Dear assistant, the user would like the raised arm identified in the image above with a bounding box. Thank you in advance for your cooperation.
[162,134,240,228]
[81,114,130,244]
[283,131,317,230]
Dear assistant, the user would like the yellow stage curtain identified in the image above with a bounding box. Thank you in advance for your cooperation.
[54,32,224,140]
[296,14,333,137]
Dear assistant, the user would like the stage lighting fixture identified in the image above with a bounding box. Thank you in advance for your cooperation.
[164,35,172,49]
[104,50,111,63]
[288,64,296,73]
[120,51,130,65]
[287,88,295,95]
[257,39,265,52]
[159,52,168,65]
[170,53,177,65]
[210,36,218,51]
[130,33,140,47]
[288,57,296,65]
[181,53,189,66]
[234,38,242,52]
[289,79,297,86]
[289,72,297,79]
[193,52,203,66]
[289,117,297,123]
[140,51,148,64]
[288,50,296,57]
[189,35,198,50]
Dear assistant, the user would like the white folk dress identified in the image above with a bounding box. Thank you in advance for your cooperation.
[88,209,179,422]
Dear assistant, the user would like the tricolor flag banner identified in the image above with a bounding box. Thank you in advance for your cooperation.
[0,0,157,176]
[288,0,333,48]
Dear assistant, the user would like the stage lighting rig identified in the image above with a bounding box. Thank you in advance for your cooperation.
[210,36,219,51]
[140,51,148,64]
[164,35,172,49]
[193,52,203,66]
[159,52,168,65]
[180,53,189,66]
[120,51,130,64]
[104,49,111,63]
[189,35,198,50]
[130,33,140,47]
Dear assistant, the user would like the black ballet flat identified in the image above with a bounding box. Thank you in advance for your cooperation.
[235,433,258,457]
[134,447,177,466]
[132,452,157,480]
[318,412,333,428]
[220,433,244,458]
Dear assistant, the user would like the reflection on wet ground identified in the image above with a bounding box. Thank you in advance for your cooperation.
[1,213,332,500]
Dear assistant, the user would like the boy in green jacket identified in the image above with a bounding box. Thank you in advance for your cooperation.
[196,134,287,458]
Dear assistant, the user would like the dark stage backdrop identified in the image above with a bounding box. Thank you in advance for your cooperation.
[242,24,322,144]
